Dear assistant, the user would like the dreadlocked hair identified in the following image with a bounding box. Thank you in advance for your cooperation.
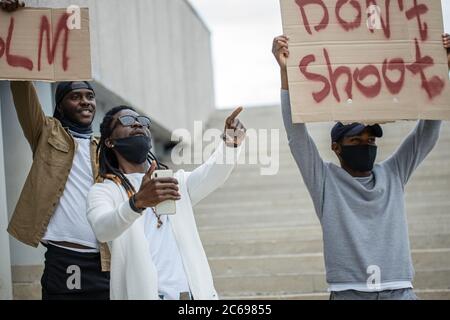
[97,105,168,197]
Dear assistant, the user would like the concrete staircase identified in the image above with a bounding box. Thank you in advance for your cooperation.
[185,105,450,300]
[12,105,450,300]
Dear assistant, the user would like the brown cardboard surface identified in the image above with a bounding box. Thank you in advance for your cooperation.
[280,0,450,123]
[0,7,91,81]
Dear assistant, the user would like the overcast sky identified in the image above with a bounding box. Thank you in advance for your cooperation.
[188,0,450,109]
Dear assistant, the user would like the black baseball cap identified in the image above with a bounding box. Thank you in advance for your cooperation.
[55,81,94,105]
[331,122,383,143]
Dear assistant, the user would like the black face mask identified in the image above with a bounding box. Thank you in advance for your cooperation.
[113,136,152,164]
[340,144,377,172]
[58,115,93,136]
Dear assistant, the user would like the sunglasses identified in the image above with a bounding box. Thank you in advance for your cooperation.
[114,115,151,129]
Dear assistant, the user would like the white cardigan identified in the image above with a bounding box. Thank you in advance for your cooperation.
[87,141,241,300]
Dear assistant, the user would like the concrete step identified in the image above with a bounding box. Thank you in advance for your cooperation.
[194,199,450,217]
[224,160,450,174]
[178,141,450,169]
[197,134,449,155]
[197,147,450,163]
[180,149,450,169]
[195,193,450,209]
[195,195,450,214]
[213,269,450,296]
[11,265,43,283]
[208,249,450,277]
[221,289,450,300]
[13,282,41,300]
[204,234,450,257]
[198,224,450,243]
[195,211,450,226]
[194,197,450,215]
[194,212,450,230]
[196,183,450,206]
[209,173,450,192]
[12,281,450,300]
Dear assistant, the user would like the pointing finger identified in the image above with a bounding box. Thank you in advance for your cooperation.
[226,106,243,125]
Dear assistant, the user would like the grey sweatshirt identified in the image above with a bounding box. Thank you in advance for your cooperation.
[281,90,442,286]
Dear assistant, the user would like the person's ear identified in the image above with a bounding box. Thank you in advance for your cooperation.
[105,138,114,149]
[332,142,341,155]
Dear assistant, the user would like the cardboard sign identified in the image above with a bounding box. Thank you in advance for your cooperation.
[280,0,450,123]
[0,7,91,81]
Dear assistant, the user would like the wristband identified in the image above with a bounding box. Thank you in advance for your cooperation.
[129,194,145,214]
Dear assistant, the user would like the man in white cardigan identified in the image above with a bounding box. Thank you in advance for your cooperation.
[87,105,246,300]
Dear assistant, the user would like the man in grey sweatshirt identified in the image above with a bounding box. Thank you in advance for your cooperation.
[272,34,450,300]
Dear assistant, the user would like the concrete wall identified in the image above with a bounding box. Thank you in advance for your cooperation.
[0,91,13,300]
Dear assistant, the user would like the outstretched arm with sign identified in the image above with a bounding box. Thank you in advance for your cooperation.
[444,33,450,70]
[9,81,46,153]
[1,1,46,153]
[273,35,326,219]
[381,34,448,186]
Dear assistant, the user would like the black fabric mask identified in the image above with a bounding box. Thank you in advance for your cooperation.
[340,145,377,172]
[58,116,93,136]
[113,136,152,164]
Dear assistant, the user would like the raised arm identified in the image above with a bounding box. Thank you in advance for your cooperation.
[382,34,447,185]
[383,120,442,186]
[9,81,46,153]
[2,3,47,153]
[280,90,327,214]
[186,107,245,206]
[1,3,46,151]
[186,141,242,207]
[273,36,326,217]
[443,33,450,70]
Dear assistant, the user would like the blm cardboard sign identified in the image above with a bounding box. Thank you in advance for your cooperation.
[280,0,450,123]
[0,7,91,81]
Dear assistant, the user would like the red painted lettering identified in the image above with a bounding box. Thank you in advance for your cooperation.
[299,54,331,103]
[295,0,329,35]
[405,0,428,41]
[297,44,447,103]
[366,0,392,38]
[382,58,405,95]
[336,0,362,31]
[38,13,70,71]
[353,65,382,98]
[324,48,353,102]
[406,38,444,99]
[365,0,404,38]
[5,17,33,71]
[293,0,443,104]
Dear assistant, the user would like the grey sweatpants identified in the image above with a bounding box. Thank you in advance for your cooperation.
[330,288,418,300]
